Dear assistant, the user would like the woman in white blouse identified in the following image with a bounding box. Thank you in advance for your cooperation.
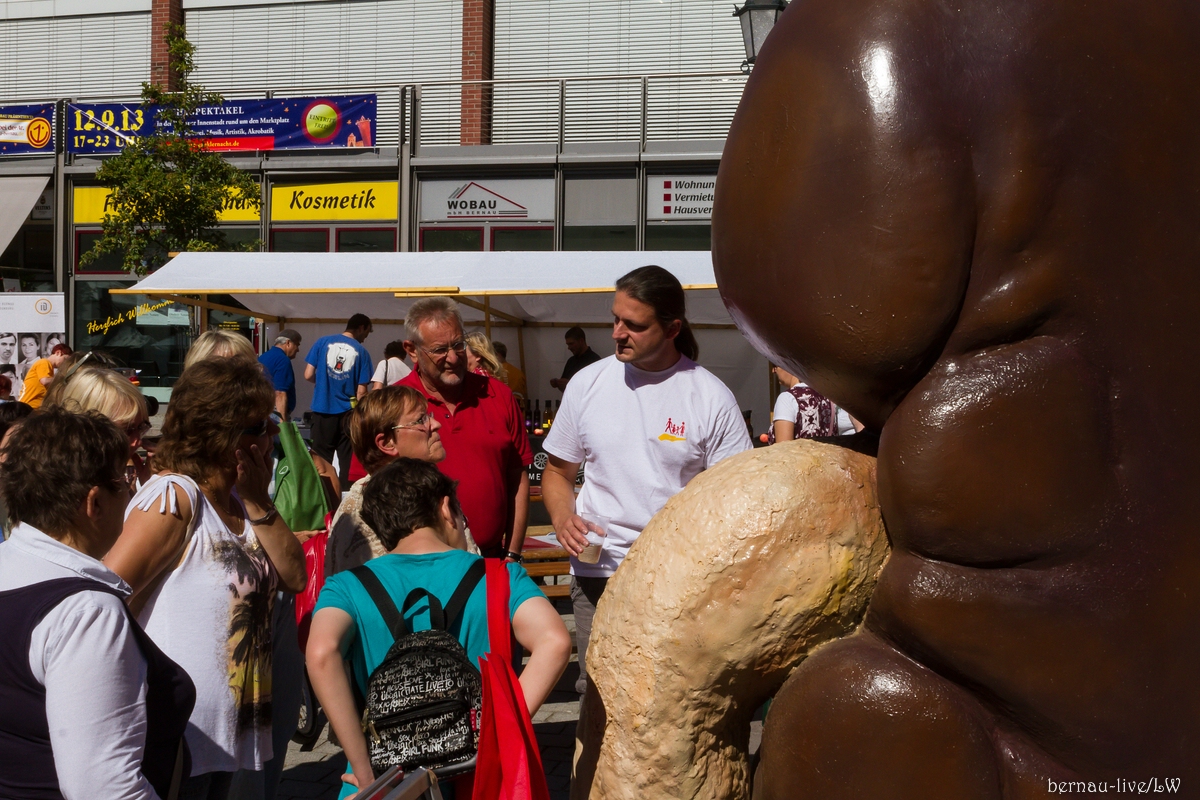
[106,356,306,800]
[0,408,195,800]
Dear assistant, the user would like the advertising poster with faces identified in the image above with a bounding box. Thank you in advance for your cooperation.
[0,295,66,397]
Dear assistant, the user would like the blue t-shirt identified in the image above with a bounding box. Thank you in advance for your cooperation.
[315,551,543,798]
[258,346,296,415]
[304,334,373,414]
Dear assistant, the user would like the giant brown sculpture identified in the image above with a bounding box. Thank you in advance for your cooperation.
[713,0,1200,796]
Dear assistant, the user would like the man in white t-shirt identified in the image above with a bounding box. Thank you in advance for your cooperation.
[542,266,752,696]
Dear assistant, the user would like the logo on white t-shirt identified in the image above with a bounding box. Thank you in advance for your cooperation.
[658,417,687,442]
[326,341,359,377]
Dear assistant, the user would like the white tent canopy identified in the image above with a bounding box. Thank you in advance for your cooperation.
[112,250,734,325]
[113,251,774,435]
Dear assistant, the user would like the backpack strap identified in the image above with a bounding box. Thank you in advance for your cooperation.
[350,565,407,641]
[400,559,485,631]
[443,559,486,629]
[484,558,512,663]
[402,588,446,630]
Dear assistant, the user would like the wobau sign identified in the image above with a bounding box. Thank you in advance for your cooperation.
[420,178,555,223]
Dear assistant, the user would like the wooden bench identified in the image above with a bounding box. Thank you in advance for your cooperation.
[521,525,571,599]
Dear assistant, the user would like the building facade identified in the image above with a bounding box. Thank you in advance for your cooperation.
[0,0,746,389]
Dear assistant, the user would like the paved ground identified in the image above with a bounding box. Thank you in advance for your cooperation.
[277,609,762,799]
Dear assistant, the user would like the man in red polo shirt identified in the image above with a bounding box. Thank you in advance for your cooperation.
[400,297,533,562]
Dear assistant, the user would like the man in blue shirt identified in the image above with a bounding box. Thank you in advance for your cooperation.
[259,329,302,418]
[305,314,374,484]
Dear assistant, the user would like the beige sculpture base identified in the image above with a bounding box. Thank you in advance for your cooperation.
[572,438,889,800]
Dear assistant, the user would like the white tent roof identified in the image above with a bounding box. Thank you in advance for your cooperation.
[112,250,734,326]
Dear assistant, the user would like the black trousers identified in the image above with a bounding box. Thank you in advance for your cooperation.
[309,410,353,487]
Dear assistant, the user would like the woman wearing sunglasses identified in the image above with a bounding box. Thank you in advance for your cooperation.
[325,384,479,577]
[105,356,307,800]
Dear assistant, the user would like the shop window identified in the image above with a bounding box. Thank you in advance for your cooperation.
[644,224,711,251]
[76,230,170,274]
[0,226,54,291]
[492,227,553,251]
[421,228,483,252]
[76,231,129,274]
[22,228,53,271]
[562,226,636,251]
[338,228,396,252]
[213,227,261,252]
[207,294,255,340]
[73,280,193,388]
[271,229,330,252]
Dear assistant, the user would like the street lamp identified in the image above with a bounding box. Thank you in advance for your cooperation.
[733,0,788,72]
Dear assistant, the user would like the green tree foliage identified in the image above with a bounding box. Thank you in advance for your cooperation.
[81,26,260,275]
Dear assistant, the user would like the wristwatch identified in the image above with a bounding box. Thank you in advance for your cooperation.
[505,550,524,564]
[247,504,279,526]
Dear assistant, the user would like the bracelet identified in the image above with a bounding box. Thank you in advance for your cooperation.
[247,504,279,526]
[505,550,524,564]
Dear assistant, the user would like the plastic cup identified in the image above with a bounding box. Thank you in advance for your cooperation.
[576,513,609,564]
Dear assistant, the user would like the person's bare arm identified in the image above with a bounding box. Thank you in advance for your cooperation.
[238,443,307,593]
[307,608,374,790]
[356,383,368,401]
[544,455,592,556]
[369,381,384,392]
[506,467,530,556]
[304,364,316,383]
[311,453,341,507]
[773,419,795,443]
[105,485,194,603]
[274,391,288,419]
[512,595,572,715]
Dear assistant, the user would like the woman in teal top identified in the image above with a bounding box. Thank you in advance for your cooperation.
[308,458,571,798]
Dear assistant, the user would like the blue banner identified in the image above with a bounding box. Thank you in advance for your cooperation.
[0,104,54,155]
[66,94,377,155]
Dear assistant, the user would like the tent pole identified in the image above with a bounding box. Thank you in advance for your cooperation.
[199,295,209,333]
[483,295,492,339]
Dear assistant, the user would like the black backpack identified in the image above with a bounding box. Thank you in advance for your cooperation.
[351,560,486,775]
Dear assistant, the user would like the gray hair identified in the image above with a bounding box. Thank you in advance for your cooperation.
[404,297,463,344]
[273,335,293,347]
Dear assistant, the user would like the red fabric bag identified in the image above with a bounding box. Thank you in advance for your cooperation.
[294,515,331,653]
[472,559,551,800]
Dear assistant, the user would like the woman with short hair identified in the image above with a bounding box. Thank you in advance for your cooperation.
[183,329,256,370]
[46,365,152,486]
[308,458,570,797]
[0,408,195,799]
[325,385,477,577]
[105,356,307,800]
